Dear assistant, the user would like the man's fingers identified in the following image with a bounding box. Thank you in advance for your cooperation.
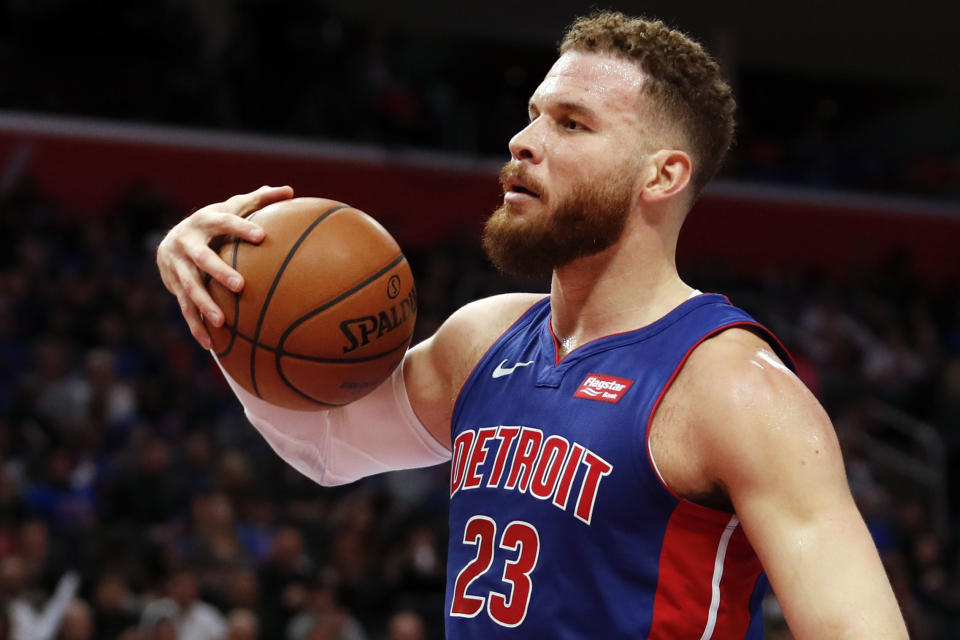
[229,185,294,218]
[190,212,263,292]
[160,186,293,350]
[200,212,265,245]
[179,294,213,350]
[193,244,244,293]
[176,262,224,327]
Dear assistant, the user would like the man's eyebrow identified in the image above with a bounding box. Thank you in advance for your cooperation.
[557,101,599,119]
[528,99,599,121]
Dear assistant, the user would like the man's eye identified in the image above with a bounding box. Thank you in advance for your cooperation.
[565,119,580,130]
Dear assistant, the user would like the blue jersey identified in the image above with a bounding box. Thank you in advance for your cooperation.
[445,294,793,639]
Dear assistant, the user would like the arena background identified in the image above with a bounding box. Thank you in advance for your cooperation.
[0,1,958,638]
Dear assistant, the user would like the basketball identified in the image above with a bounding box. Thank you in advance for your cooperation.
[204,197,417,410]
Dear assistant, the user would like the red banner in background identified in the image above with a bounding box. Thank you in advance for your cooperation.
[2,113,958,281]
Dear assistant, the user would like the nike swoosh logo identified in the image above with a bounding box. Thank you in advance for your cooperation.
[492,359,535,379]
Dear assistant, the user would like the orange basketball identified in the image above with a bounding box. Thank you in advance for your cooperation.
[204,197,416,410]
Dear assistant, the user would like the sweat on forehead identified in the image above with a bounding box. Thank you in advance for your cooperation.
[529,51,676,149]
[545,51,647,95]
[533,52,648,117]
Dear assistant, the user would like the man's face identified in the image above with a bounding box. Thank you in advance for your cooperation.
[483,51,650,277]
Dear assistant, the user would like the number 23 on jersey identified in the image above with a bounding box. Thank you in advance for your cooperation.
[450,516,541,628]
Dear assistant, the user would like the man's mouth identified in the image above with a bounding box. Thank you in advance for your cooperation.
[509,182,540,198]
[500,162,544,202]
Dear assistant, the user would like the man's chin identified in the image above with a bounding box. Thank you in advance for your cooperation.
[485,253,556,279]
[482,212,554,278]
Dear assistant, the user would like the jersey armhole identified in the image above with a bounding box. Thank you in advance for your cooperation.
[641,321,795,506]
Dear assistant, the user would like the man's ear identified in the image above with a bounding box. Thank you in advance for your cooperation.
[640,149,692,203]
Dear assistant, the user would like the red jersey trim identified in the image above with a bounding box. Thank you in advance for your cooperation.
[644,320,793,513]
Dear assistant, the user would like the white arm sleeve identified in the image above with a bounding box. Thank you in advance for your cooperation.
[212,354,451,486]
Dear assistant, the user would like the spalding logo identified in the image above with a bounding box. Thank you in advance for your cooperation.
[340,286,417,354]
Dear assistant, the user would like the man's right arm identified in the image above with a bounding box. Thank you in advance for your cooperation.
[212,350,450,486]
[216,293,542,485]
[157,187,541,484]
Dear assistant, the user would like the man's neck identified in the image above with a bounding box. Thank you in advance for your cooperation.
[548,226,693,358]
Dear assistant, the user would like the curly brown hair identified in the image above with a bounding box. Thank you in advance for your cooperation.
[560,11,735,196]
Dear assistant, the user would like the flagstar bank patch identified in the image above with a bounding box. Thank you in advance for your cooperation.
[574,374,634,404]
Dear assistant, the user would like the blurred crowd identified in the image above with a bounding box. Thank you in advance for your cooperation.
[0,5,958,638]
[0,181,453,640]
[0,172,957,639]
[1,1,958,200]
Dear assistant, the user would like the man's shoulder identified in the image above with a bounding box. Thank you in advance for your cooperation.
[414,291,545,362]
[682,327,797,399]
[444,292,547,339]
[653,325,833,503]
[673,327,808,425]
[432,292,546,372]
[680,327,832,470]
[434,293,546,369]
[403,293,547,440]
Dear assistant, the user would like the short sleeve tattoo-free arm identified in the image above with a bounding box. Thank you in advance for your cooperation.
[690,333,908,639]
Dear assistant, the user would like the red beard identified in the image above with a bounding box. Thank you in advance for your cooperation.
[482,161,634,277]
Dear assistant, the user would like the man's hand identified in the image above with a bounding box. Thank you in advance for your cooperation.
[156,185,294,348]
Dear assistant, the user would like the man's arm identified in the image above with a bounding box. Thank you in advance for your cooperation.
[686,329,908,639]
[213,292,543,484]
[157,187,542,482]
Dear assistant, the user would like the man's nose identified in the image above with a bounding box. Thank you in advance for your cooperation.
[508,120,544,163]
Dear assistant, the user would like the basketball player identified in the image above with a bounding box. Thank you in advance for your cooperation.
[157,12,908,639]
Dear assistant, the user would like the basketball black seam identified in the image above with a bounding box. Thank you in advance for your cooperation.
[278,341,408,407]
[249,204,349,398]
[225,327,411,364]
[275,256,409,404]
[215,235,243,359]
[216,209,262,360]
[276,253,406,354]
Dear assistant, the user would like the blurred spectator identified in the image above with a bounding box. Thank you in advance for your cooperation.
[105,436,186,532]
[22,340,84,434]
[24,451,96,535]
[234,494,279,565]
[180,432,216,495]
[257,528,314,635]
[1,555,79,640]
[78,347,137,430]
[221,569,258,615]
[386,611,425,640]
[139,599,178,640]
[92,573,140,639]
[225,609,257,640]
[56,599,93,640]
[183,491,249,597]
[140,570,225,640]
[287,569,366,640]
